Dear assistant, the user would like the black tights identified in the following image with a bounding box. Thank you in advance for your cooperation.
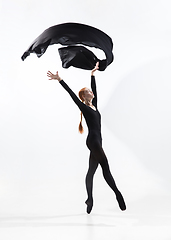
[85,140,126,213]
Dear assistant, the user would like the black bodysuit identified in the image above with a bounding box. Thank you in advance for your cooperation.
[60,76,126,213]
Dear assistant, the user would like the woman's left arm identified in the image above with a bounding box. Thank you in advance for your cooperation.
[91,62,99,108]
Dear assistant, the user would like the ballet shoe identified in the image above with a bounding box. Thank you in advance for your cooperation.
[85,199,93,214]
[86,204,93,214]
[116,191,126,211]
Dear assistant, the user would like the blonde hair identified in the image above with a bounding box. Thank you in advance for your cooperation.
[78,88,86,134]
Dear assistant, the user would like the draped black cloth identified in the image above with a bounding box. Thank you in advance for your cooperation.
[21,22,114,71]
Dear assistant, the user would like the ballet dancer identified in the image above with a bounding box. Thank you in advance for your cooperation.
[47,62,126,213]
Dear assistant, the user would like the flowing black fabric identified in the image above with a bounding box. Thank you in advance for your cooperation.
[58,46,101,70]
[21,22,114,71]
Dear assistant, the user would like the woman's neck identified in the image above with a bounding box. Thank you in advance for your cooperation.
[85,100,96,110]
[85,100,93,106]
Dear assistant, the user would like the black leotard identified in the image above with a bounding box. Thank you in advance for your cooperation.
[59,76,126,213]
[60,76,102,147]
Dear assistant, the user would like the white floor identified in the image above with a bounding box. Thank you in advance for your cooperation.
[0,166,171,240]
[0,194,171,240]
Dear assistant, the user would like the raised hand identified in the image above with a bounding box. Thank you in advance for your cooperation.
[47,71,62,81]
[91,62,99,76]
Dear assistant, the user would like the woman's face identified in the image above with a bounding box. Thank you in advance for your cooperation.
[83,88,94,101]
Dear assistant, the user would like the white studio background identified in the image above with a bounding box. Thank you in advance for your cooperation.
[0,0,171,239]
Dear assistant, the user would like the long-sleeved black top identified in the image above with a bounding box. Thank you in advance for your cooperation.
[59,76,102,140]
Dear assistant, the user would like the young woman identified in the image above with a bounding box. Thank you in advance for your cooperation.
[47,62,126,214]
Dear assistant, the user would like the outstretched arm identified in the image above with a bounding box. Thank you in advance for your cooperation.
[91,62,99,108]
[47,70,83,110]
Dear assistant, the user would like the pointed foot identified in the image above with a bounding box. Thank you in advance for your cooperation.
[116,191,126,211]
[85,199,93,214]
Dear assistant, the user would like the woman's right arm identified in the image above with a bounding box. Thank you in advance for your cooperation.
[47,70,83,109]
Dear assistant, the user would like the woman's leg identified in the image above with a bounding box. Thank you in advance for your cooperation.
[85,152,99,214]
[90,143,126,211]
